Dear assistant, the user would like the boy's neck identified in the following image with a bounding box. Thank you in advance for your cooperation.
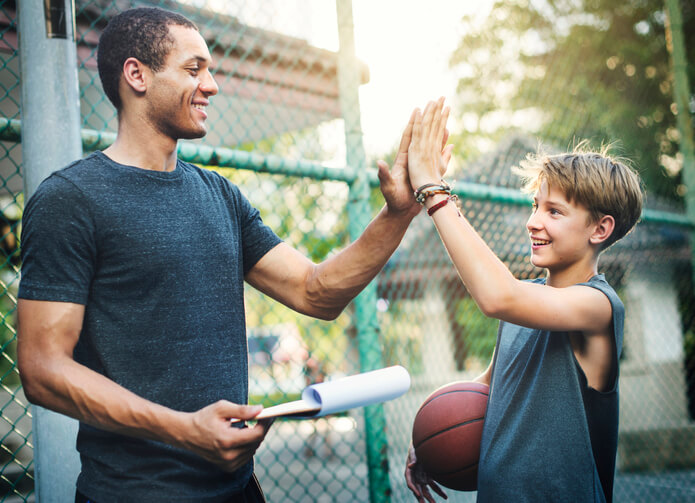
[545,258,599,288]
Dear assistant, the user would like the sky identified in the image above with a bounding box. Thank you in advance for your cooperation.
[200,0,488,159]
[306,0,483,158]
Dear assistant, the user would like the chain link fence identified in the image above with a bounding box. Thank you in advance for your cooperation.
[1,0,695,502]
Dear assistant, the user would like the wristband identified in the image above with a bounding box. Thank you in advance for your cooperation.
[427,197,450,216]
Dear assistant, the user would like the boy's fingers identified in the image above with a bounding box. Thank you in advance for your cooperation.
[411,107,423,142]
[421,101,435,143]
[429,98,445,145]
[436,106,450,149]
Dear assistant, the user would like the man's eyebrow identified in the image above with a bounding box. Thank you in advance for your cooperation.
[183,55,213,65]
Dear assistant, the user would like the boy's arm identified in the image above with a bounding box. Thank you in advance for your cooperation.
[474,354,494,386]
[17,299,272,472]
[406,99,613,335]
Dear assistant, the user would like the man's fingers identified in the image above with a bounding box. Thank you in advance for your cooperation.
[398,108,417,154]
[219,401,263,420]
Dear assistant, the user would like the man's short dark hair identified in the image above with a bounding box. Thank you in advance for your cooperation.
[97,7,198,111]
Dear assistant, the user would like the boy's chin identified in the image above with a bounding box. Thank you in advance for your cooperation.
[529,255,547,269]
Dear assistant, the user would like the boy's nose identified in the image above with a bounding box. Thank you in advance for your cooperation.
[526,212,541,231]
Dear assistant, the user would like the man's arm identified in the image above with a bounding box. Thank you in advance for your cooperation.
[17,299,271,472]
[246,111,452,320]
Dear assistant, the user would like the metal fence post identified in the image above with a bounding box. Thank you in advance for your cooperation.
[665,0,695,213]
[18,0,83,500]
[336,1,392,502]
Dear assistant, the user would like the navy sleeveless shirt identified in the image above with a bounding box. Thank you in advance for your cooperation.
[477,275,623,503]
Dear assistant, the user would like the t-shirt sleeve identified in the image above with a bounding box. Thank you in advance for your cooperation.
[19,174,97,304]
[231,184,282,275]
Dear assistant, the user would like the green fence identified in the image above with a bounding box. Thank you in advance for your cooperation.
[2,0,695,502]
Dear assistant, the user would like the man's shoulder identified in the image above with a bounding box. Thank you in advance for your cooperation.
[179,159,234,184]
[56,151,104,176]
[41,152,108,190]
[178,160,244,199]
[29,154,99,197]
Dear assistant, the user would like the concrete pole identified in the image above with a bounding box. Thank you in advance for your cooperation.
[18,0,83,501]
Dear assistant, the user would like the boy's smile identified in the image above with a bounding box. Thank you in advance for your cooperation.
[526,181,598,281]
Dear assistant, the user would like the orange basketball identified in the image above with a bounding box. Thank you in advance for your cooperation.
[411,381,489,491]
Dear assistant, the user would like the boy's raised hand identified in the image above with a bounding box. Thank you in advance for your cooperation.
[407,97,453,191]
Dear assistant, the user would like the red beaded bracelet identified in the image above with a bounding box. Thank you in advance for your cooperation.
[427,197,450,216]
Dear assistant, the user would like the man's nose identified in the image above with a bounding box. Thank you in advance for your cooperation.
[201,70,219,96]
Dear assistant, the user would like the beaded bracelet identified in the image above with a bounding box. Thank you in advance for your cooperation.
[414,180,452,204]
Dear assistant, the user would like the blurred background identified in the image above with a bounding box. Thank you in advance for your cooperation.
[1,0,694,501]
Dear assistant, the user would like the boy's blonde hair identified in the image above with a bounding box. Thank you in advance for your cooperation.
[513,142,643,250]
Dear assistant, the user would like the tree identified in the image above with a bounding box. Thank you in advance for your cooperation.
[450,0,695,202]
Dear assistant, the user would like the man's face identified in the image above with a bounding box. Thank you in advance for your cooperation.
[145,25,219,140]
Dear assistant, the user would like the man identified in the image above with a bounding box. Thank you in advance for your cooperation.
[17,7,426,502]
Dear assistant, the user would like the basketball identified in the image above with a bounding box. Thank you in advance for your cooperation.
[411,381,489,491]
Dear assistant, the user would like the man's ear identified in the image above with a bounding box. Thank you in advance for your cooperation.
[590,214,615,245]
[122,57,148,94]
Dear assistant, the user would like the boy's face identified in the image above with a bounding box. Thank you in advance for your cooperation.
[526,181,597,272]
[144,25,219,140]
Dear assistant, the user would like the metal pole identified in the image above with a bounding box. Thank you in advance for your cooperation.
[335,1,392,502]
[665,0,695,217]
[18,0,83,500]
[665,0,695,319]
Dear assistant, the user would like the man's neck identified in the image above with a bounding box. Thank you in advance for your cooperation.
[103,115,179,172]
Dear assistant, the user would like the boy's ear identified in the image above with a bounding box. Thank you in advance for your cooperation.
[121,57,149,94]
[589,214,615,245]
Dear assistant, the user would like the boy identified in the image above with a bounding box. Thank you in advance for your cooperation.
[404,99,643,502]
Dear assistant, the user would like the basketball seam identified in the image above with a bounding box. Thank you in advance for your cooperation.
[432,460,478,477]
[412,417,484,449]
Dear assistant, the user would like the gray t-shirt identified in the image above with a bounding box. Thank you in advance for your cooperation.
[19,151,282,502]
[477,275,622,503]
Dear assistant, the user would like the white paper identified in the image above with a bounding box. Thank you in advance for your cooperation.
[300,365,411,417]
[249,365,411,421]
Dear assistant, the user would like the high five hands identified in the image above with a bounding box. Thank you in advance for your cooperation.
[408,97,453,192]
[376,97,453,214]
